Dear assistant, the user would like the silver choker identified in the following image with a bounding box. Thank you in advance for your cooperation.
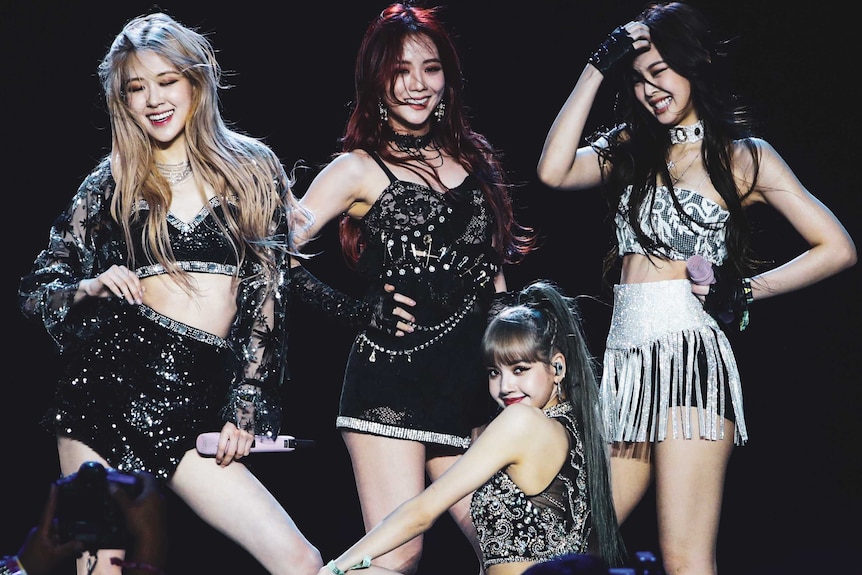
[669,120,704,145]
[155,160,192,186]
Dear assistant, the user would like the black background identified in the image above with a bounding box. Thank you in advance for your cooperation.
[3,1,860,574]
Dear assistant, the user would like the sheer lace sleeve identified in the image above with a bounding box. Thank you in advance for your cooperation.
[18,160,121,352]
[221,197,292,437]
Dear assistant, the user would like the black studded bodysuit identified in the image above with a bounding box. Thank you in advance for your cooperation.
[336,153,502,447]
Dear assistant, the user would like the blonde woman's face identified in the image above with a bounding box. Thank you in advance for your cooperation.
[123,50,193,153]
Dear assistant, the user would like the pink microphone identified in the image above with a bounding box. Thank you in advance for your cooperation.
[195,432,315,456]
[686,255,715,285]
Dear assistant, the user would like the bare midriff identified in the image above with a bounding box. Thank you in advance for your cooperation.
[619,253,689,285]
[141,272,237,337]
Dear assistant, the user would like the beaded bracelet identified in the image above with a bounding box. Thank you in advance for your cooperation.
[326,555,372,574]
[741,277,754,304]
[109,557,166,574]
[739,277,753,331]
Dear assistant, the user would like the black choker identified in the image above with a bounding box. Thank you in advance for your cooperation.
[669,120,704,145]
[389,131,434,152]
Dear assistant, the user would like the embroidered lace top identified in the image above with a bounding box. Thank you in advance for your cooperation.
[355,154,501,343]
[18,158,292,436]
[470,402,590,568]
[130,196,239,278]
[615,185,729,265]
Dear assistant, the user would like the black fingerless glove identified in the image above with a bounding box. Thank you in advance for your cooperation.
[487,290,519,325]
[288,265,400,335]
[589,25,636,75]
[703,265,753,332]
[365,288,401,334]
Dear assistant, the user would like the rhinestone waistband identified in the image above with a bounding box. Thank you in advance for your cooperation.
[137,304,229,348]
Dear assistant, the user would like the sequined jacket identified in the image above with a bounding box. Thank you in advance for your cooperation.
[18,158,291,436]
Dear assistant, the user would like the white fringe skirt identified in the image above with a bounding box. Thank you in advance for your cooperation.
[601,279,747,445]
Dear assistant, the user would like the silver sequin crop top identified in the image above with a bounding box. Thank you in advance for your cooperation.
[131,197,239,278]
[615,185,729,265]
[469,402,590,568]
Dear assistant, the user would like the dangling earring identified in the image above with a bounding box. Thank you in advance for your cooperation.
[555,381,564,402]
[378,100,388,122]
[434,101,445,122]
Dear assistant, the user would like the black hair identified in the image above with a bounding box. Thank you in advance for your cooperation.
[592,1,762,284]
[482,281,627,565]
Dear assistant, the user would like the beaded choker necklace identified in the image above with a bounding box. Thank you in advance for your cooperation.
[669,119,704,145]
[387,129,442,168]
[389,130,434,152]
[155,160,192,186]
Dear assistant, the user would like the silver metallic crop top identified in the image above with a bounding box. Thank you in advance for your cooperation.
[130,197,239,278]
[615,185,729,265]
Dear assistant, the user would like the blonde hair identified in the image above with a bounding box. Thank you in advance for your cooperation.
[98,12,307,290]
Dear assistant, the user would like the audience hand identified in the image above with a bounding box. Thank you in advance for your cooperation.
[16,483,85,575]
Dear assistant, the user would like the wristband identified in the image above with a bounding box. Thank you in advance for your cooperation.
[738,277,753,331]
[741,277,754,304]
[0,556,27,575]
[588,25,636,75]
[326,555,372,574]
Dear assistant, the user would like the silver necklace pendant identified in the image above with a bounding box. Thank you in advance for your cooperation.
[667,149,698,184]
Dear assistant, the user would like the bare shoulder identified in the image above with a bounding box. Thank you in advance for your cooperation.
[489,403,556,438]
[322,149,376,177]
[302,150,390,217]
[325,150,390,191]
[493,404,570,490]
[730,137,790,203]
[731,136,786,166]
[470,403,559,466]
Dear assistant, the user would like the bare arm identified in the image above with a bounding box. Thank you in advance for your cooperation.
[536,64,607,191]
[294,152,378,249]
[289,151,417,334]
[536,22,649,191]
[317,405,553,574]
[744,139,857,300]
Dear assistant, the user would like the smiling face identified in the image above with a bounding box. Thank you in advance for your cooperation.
[123,50,193,154]
[487,352,564,411]
[631,43,697,127]
[382,34,445,134]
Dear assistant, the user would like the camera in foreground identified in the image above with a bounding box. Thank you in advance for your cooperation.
[55,461,143,551]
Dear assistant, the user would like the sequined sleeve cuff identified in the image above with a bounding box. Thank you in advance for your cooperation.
[222,379,282,437]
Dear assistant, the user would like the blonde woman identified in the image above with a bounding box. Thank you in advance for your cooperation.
[19,12,322,575]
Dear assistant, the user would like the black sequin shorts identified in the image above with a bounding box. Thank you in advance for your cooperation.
[338,305,494,448]
[43,304,234,481]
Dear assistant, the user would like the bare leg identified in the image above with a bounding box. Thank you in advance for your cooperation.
[58,438,321,575]
[169,449,323,575]
[57,436,125,575]
[425,448,484,574]
[610,440,654,524]
[653,408,734,575]
[342,431,428,575]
